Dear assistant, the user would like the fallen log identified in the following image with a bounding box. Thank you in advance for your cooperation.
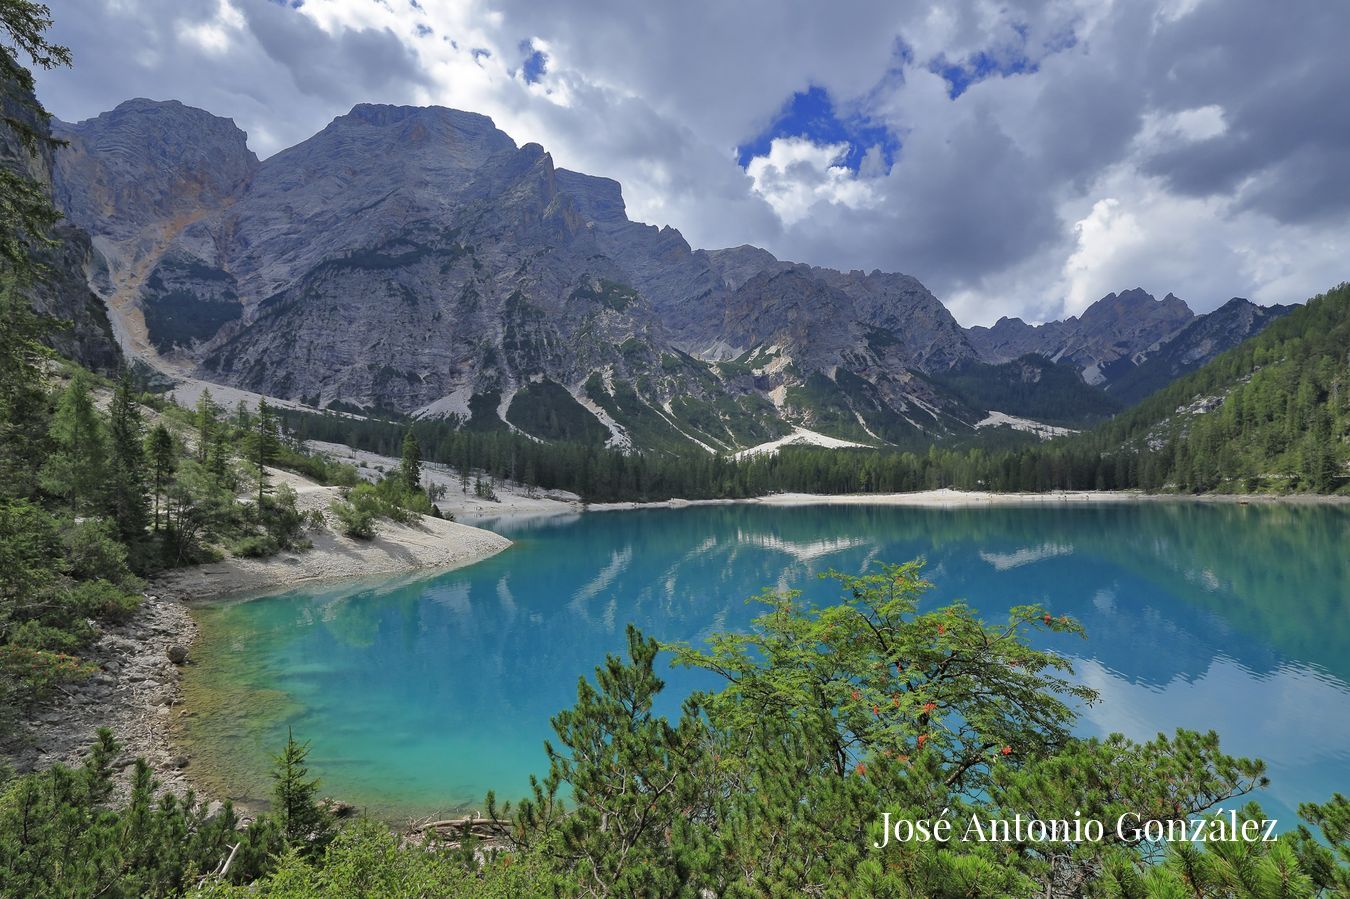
[411,815,511,833]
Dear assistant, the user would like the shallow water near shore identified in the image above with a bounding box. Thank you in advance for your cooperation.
[182,502,1349,826]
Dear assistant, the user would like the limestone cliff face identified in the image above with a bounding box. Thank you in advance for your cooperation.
[52,99,258,246]
[44,100,993,446]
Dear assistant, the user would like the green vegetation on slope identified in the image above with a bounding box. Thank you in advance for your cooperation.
[929,354,1122,427]
[1073,283,1350,492]
[143,290,241,354]
[506,379,610,444]
[141,259,242,353]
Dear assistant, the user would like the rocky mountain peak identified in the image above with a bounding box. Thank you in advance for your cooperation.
[52,98,258,242]
[1105,295,1293,404]
[1078,288,1193,326]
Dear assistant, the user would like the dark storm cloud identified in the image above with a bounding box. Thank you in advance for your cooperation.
[38,0,426,153]
[1139,0,1350,225]
[238,0,429,104]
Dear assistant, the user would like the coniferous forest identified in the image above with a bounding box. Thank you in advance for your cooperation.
[1,2,1348,897]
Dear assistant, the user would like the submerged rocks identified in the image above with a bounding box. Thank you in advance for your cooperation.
[320,798,357,819]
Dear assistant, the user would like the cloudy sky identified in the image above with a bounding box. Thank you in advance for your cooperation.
[37,0,1350,325]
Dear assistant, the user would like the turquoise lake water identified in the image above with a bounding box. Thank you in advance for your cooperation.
[183,502,1349,825]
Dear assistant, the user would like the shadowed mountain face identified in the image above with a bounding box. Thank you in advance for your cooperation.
[966,289,1196,385]
[44,100,1290,451]
[1104,297,1294,406]
[965,289,1291,402]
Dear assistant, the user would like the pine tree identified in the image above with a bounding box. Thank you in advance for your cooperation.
[515,626,707,896]
[0,6,68,498]
[105,372,148,542]
[1,1,71,278]
[399,428,422,494]
[0,279,51,498]
[270,729,332,853]
[194,389,219,463]
[251,400,278,513]
[146,424,174,532]
[39,368,106,512]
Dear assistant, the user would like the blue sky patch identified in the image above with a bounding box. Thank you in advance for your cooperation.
[736,85,899,173]
[929,49,1038,99]
[927,23,1071,99]
[520,41,548,84]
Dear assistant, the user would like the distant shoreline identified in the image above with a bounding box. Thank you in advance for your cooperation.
[468,487,1350,517]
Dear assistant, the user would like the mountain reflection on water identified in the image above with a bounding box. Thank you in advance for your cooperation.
[184,502,1349,823]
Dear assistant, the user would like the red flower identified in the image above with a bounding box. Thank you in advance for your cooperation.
[937,623,946,635]
[917,734,928,746]
[1001,745,1013,756]
[1043,614,1052,624]
[922,701,937,713]
[851,688,861,702]
[855,762,866,776]
[873,705,880,716]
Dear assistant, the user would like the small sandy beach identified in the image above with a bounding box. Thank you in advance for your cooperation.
[152,467,513,603]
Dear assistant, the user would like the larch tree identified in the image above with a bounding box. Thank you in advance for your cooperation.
[105,372,148,542]
[146,423,174,532]
[251,399,278,513]
[39,368,105,512]
[400,428,422,494]
[194,388,219,463]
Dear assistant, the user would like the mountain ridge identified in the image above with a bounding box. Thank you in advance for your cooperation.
[42,97,1294,452]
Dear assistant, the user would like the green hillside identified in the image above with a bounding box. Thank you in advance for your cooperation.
[928,354,1122,427]
[1078,283,1350,492]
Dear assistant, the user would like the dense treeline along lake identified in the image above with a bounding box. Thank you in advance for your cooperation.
[183,502,1349,826]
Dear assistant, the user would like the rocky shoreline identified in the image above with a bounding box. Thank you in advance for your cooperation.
[4,590,211,806]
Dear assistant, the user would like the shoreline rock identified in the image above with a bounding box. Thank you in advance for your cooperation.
[1,592,204,803]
